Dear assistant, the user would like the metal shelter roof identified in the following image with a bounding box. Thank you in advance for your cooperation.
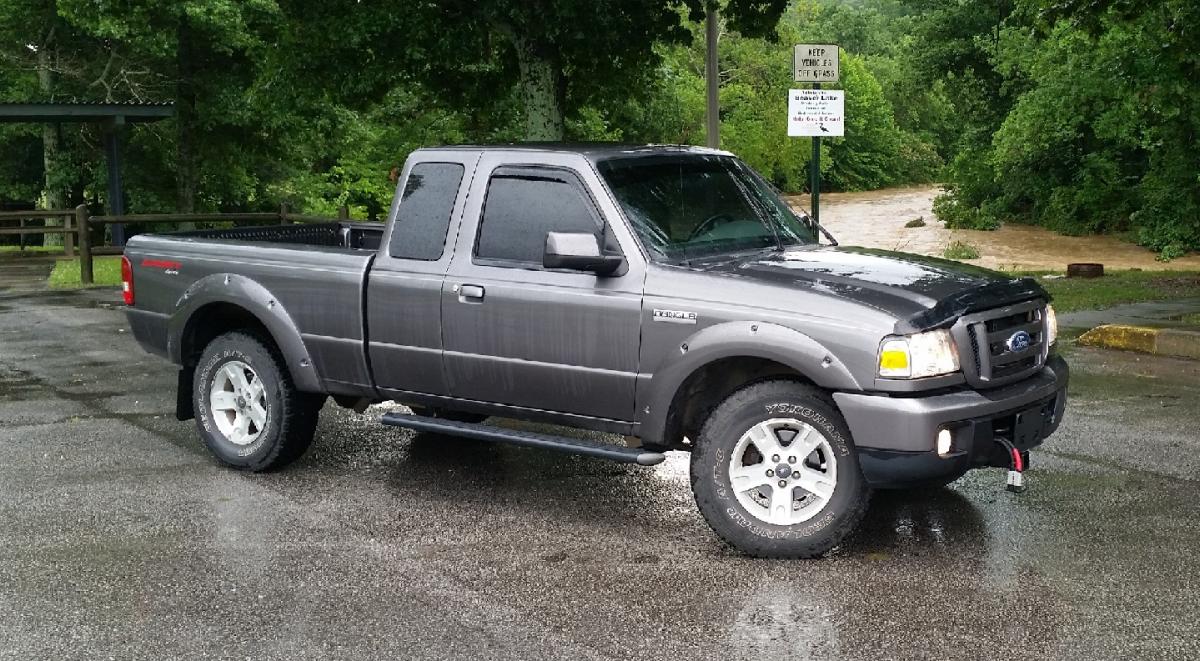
[0,101,174,123]
[0,101,174,245]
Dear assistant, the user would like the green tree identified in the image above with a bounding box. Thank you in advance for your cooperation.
[919,0,1200,255]
[275,0,787,141]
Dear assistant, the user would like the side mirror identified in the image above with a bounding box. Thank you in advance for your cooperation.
[543,231,624,276]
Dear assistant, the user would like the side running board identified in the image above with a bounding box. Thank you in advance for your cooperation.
[380,413,666,466]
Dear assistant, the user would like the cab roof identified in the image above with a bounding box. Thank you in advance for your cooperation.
[418,143,733,162]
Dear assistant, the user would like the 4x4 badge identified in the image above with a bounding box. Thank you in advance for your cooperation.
[653,309,698,324]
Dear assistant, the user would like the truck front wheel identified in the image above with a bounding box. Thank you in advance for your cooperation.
[193,331,322,472]
[690,380,870,558]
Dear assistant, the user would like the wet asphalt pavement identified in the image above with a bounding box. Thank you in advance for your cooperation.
[2,288,1199,660]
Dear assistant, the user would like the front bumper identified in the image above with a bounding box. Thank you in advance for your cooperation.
[833,354,1069,487]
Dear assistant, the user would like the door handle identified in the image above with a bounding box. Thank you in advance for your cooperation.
[455,284,485,302]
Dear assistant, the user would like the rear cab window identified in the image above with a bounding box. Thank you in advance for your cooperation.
[388,162,465,260]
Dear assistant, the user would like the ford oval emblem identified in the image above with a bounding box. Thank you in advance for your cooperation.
[1006,330,1032,352]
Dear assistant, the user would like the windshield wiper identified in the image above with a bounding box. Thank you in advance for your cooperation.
[726,160,784,252]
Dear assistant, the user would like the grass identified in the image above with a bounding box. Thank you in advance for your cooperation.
[1018,270,1200,313]
[48,256,122,288]
[0,244,65,253]
[942,240,980,260]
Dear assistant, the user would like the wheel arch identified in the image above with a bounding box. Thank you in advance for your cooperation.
[637,321,860,449]
[168,274,323,394]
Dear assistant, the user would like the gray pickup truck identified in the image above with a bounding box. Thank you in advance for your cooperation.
[123,144,1068,558]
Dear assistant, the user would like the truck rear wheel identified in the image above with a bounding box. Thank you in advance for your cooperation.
[690,380,870,558]
[193,331,322,472]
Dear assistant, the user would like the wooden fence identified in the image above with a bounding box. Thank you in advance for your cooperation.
[0,209,77,257]
[2,203,351,285]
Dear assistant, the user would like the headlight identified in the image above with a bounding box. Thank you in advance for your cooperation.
[878,329,960,379]
[1045,304,1058,346]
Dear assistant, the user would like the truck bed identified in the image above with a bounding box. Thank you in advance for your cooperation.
[123,221,382,394]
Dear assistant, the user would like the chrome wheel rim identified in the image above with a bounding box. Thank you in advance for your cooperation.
[727,418,838,525]
[209,360,268,446]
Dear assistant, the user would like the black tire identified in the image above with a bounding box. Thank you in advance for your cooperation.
[193,330,323,472]
[410,406,489,424]
[690,380,871,558]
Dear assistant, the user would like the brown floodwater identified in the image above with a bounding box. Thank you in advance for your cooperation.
[786,186,1200,272]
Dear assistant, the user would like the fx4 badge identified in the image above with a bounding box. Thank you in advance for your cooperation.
[653,309,698,325]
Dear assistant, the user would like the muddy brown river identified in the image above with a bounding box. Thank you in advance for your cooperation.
[788,186,1200,271]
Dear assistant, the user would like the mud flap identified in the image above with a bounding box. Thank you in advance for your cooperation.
[175,366,195,421]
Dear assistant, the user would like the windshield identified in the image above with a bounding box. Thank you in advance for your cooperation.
[597,154,816,262]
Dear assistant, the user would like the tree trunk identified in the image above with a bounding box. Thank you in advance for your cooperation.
[37,20,65,247]
[512,33,565,141]
[175,13,198,219]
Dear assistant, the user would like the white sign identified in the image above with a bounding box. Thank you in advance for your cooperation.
[787,89,844,137]
[793,44,839,83]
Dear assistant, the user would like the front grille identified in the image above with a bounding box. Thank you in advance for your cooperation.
[952,300,1047,388]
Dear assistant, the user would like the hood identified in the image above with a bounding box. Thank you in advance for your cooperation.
[691,245,1046,332]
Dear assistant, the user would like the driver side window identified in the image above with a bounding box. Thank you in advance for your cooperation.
[474,170,603,267]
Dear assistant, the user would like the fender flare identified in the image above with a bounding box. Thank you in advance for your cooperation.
[166,273,323,392]
[636,321,861,446]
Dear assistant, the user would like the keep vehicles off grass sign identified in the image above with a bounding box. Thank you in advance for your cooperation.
[788,89,845,137]
[793,44,839,83]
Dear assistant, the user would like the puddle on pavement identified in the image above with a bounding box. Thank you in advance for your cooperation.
[787,186,1200,272]
[0,366,41,400]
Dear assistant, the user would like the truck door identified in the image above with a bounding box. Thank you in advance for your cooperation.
[368,151,478,399]
[441,154,645,422]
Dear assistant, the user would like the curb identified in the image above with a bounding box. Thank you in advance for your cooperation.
[1077,324,1200,360]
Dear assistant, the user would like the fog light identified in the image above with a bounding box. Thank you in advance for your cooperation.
[937,429,953,456]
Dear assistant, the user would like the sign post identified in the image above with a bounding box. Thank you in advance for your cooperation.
[791,44,840,225]
[811,83,821,226]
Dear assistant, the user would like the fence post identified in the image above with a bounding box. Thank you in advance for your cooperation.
[279,202,291,225]
[338,204,349,221]
[63,210,75,258]
[77,205,93,285]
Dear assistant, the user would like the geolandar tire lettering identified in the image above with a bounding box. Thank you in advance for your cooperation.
[192,330,323,472]
[690,379,870,558]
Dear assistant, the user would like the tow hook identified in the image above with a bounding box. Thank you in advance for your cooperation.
[997,438,1027,493]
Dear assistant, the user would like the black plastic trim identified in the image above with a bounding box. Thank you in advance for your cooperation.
[858,448,968,488]
[896,278,1046,334]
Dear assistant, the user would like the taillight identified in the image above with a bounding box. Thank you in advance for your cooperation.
[121,255,134,305]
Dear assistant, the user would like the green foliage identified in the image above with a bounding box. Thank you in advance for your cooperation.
[822,55,901,190]
[624,3,949,193]
[942,241,981,260]
[922,0,1200,255]
[10,0,1196,266]
[0,0,961,222]
[932,188,1001,230]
